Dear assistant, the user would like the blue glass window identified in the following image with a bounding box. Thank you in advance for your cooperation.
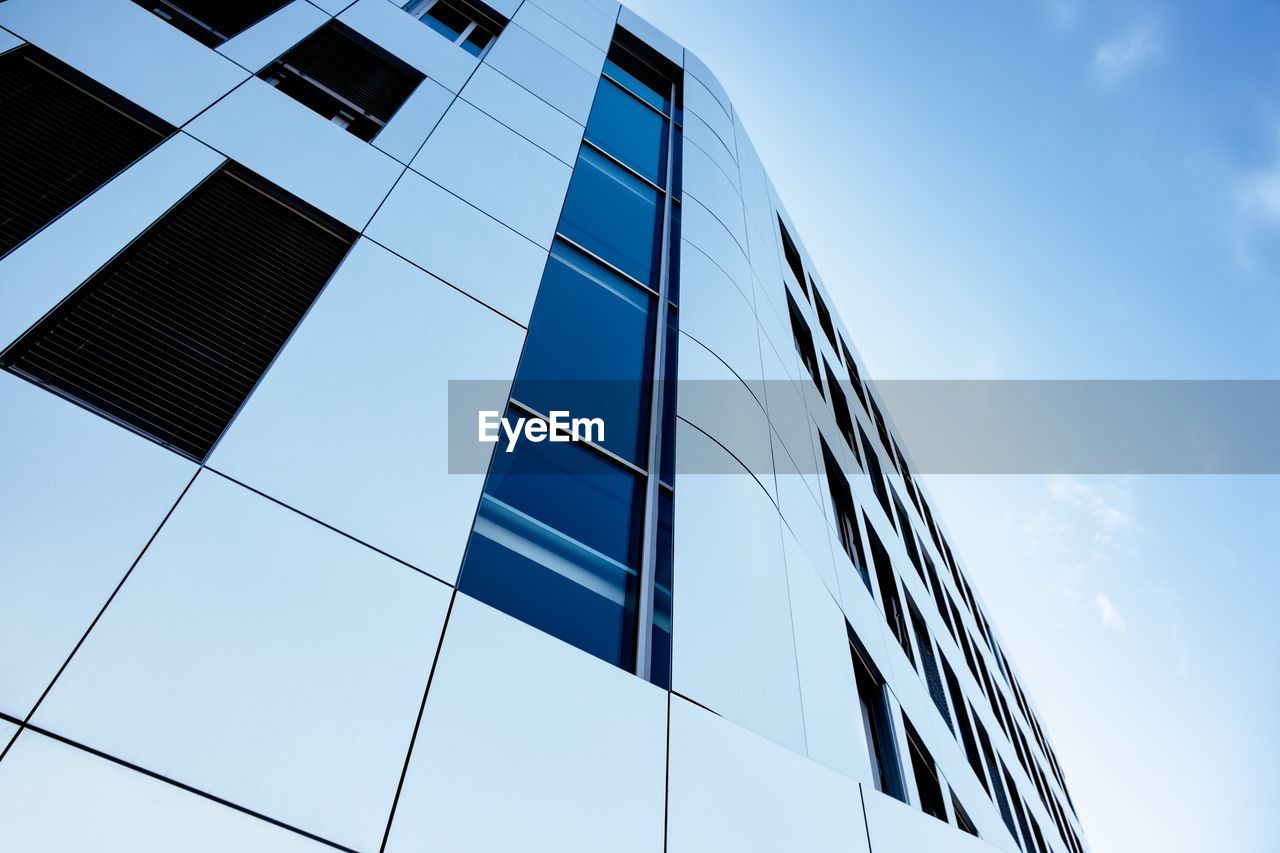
[514,242,655,465]
[585,79,667,183]
[559,146,661,286]
[461,499,638,668]
[603,57,669,114]
[482,410,645,568]
[649,489,674,689]
[459,410,645,668]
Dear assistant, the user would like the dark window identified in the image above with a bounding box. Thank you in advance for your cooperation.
[924,555,955,639]
[858,423,894,521]
[559,146,662,286]
[819,436,869,591]
[867,395,898,473]
[811,283,839,350]
[513,241,655,465]
[259,23,424,141]
[1,165,356,459]
[459,409,645,668]
[904,717,948,822]
[908,597,953,733]
[403,0,507,56]
[603,28,677,115]
[777,216,808,296]
[942,658,989,793]
[977,719,1019,842]
[0,46,174,259]
[133,0,290,47]
[824,360,859,460]
[867,520,914,664]
[786,290,823,397]
[1030,816,1049,853]
[586,77,668,183]
[850,624,905,801]
[1005,767,1035,853]
[952,795,979,837]
[840,339,870,412]
[893,491,926,583]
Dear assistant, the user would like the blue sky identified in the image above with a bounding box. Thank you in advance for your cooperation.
[625,0,1280,850]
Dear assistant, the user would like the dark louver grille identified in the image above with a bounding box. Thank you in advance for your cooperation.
[260,23,424,139]
[133,1,291,47]
[0,46,173,259]
[1,166,356,460]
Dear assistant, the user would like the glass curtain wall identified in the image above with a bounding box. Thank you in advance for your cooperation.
[459,30,683,688]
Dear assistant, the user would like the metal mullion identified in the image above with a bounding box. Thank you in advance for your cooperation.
[456,20,478,47]
[633,79,678,681]
[581,139,668,195]
[506,397,648,479]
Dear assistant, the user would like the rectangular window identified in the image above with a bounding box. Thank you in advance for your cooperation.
[785,290,824,397]
[811,283,839,350]
[824,360,859,461]
[904,717,948,822]
[403,0,507,57]
[133,0,290,47]
[952,795,979,837]
[1,165,356,460]
[1005,766,1035,852]
[923,554,955,639]
[819,436,869,591]
[259,23,424,141]
[0,46,174,259]
[907,596,954,733]
[777,216,809,296]
[512,241,655,465]
[840,339,870,412]
[858,423,894,521]
[867,519,914,665]
[893,491,926,583]
[459,26,681,687]
[977,719,1019,843]
[942,657,989,793]
[559,146,663,286]
[459,410,645,670]
[849,623,905,801]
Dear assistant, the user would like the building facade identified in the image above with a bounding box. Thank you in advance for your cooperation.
[0,1,1089,852]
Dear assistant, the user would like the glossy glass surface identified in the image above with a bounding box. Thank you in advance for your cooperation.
[558,146,661,285]
[481,407,645,569]
[514,241,654,465]
[585,78,667,183]
[603,57,668,114]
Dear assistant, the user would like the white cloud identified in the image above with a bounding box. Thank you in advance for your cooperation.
[1094,27,1161,81]
[1237,132,1280,228]
[1046,475,1136,531]
[1095,592,1127,631]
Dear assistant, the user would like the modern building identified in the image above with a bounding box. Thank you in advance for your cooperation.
[0,1,1089,851]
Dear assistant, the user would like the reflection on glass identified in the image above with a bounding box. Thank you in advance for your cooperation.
[603,57,669,114]
[461,497,638,669]
[585,79,667,183]
[649,488,674,689]
[513,242,655,465]
[483,409,645,568]
[559,147,661,286]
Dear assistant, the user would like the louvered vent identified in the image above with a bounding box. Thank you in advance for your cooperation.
[259,23,424,141]
[0,46,173,259]
[1,166,356,460]
[132,0,291,47]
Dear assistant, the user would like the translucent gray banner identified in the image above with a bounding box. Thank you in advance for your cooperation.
[448,380,1280,474]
